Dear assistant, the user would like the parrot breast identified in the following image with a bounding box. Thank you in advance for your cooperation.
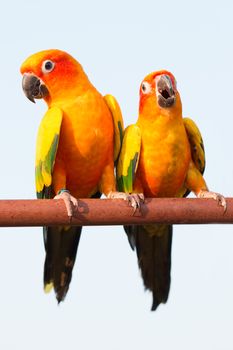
[53,89,114,197]
[135,118,191,197]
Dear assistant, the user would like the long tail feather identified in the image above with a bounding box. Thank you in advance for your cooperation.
[124,224,172,311]
[43,225,82,303]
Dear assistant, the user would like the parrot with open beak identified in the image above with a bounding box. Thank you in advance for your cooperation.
[20,49,134,302]
[117,70,226,310]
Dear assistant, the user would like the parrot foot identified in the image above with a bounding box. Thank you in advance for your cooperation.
[197,190,227,212]
[54,190,78,218]
[107,191,144,213]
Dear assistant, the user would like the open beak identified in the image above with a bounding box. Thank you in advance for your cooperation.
[22,73,49,103]
[156,74,175,108]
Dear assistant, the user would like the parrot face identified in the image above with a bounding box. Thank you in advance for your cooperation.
[139,70,180,115]
[20,49,86,104]
[155,74,176,108]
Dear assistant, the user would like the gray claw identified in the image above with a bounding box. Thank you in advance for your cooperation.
[54,191,78,218]
[107,191,144,214]
[198,190,227,213]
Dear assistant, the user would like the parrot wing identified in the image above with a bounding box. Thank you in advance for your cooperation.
[178,117,206,197]
[184,117,205,174]
[35,107,63,199]
[116,124,141,192]
[104,94,124,162]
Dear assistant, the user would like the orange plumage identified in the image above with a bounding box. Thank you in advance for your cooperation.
[135,70,206,197]
[21,49,116,198]
[21,49,122,302]
[117,70,225,310]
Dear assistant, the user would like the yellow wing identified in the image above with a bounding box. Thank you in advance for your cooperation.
[35,107,63,198]
[116,124,141,193]
[178,117,206,197]
[104,94,124,161]
[184,117,205,174]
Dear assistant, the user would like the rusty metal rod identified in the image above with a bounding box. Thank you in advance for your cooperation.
[0,198,232,227]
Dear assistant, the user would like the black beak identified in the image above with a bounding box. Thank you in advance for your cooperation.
[22,73,49,103]
[156,75,175,108]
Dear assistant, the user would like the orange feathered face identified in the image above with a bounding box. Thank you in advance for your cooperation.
[20,49,84,104]
[139,70,181,114]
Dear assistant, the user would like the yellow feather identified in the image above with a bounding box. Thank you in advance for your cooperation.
[177,117,206,198]
[183,117,205,174]
[35,107,62,166]
[117,124,141,178]
[41,163,52,187]
[35,164,45,193]
[104,94,124,161]
[41,170,52,187]
[116,124,141,193]
[44,282,53,293]
[35,107,63,195]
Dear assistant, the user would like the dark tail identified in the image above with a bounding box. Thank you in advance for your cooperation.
[43,225,82,303]
[124,224,172,311]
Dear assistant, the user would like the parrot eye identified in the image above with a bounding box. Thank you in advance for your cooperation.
[42,60,55,74]
[141,82,151,94]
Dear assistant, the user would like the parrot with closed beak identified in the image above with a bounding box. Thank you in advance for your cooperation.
[20,49,134,303]
[117,70,226,311]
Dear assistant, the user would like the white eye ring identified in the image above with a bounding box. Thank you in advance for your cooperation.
[42,60,55,74]
[141,81,151,94]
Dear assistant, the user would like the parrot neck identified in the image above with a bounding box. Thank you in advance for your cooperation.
[45,74,94,107]
[138,107,182,124]
[137,113,182,132]
[138,95,182,123]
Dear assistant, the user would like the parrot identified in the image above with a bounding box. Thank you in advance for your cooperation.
[117,70,226,311]
[20,49,134,303]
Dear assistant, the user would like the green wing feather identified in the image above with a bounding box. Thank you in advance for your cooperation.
[104,94,124,162]
[35,107,63,199]
[117,124,141,192]
[178,117,206,198]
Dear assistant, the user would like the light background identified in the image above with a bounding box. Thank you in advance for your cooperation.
[0,0,233,349]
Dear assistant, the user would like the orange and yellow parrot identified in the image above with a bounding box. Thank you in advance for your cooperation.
[20,49,130,303]
[117,70,226,311]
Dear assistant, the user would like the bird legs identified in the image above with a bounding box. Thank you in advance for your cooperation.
[197,189,227,212]
[107,191,144,213]
[54,190,78,218]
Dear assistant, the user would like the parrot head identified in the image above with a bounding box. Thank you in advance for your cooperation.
[20,49,89,105]
[139,70,181,116]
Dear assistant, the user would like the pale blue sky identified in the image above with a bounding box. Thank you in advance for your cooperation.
[0,0,233,349]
